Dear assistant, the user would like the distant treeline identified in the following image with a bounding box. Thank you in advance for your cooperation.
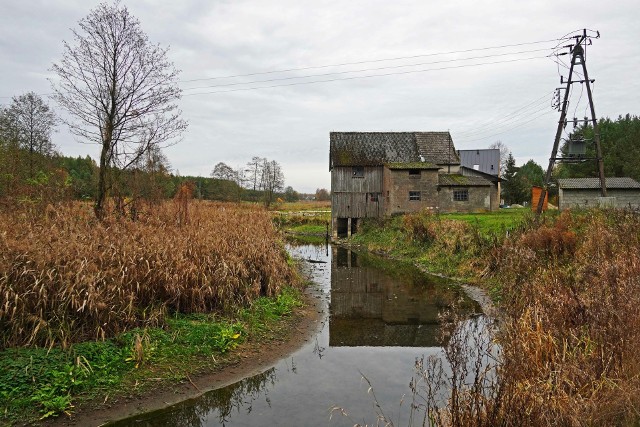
[0,149,310,204]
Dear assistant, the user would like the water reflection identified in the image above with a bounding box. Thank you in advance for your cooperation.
[108,243,484,427]
[330,247,478,347]
[108,369,278,427]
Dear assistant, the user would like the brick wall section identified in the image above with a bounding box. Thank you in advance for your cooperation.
[438,186,492,213]
[459,167,500,210]
[559,189,640,210]
[383,167,439,215]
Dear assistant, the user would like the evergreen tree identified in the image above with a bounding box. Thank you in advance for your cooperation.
[557,114,640,181]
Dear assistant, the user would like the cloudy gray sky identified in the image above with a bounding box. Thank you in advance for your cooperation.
[1,0,638,193]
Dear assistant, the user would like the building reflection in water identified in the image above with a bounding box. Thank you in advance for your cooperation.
[329,246,479,347]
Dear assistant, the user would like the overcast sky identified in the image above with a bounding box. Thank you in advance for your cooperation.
[1,0,638,193]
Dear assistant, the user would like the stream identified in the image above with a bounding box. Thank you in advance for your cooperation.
[108,243,486,426]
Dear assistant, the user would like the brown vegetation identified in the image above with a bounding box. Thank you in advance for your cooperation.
[0,201,297,349]
[412,209,640,426]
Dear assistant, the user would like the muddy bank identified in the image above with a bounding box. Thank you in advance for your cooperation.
[44,289,323,427]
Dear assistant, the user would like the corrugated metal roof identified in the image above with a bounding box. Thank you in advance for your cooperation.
[438,174,492,187]
[329,132,458,168]
[558,177,640,189]
[457,149,500,176]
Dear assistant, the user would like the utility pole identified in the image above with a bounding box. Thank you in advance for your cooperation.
[536,29,606,215]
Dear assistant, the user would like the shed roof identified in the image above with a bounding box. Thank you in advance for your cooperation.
[329,132,459,169]
[438,174,492,187]
[558,177,640,189]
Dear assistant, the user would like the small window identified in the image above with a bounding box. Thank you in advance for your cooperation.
[453,189,469,201]
[409,169,421,178]
[352,166,364,178]
[409,191,421,201]
[369,192,379,202]
[473,164,480,170]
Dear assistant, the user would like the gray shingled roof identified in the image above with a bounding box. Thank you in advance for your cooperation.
[329,132,458,168]
[415,132,460,165]
[438,174,492,187]
[558,177,640,189]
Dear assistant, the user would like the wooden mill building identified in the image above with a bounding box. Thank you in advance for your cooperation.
[329,131,498,238]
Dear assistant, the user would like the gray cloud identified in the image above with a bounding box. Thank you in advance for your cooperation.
[1,0,638,192]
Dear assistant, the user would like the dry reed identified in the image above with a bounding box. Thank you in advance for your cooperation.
[0,201,297,348]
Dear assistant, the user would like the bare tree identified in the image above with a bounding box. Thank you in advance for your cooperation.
[211,162,237,181]
[262,160,284,207]
[0,107,19,148]
[245,156,265,190]
[489,140,510,178]
[4,92,57,175]
[6,92,57,156]
[50,2,187,219]
[315,188,330,201]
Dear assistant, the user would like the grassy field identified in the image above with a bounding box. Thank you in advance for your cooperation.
[439,207,537,235]
[273,200,331,242]
[0,200,303,423]
[350,209,532,278]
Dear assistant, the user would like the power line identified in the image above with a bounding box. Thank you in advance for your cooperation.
[181,48,553,92]
[182,55,548,97]
[0,37,568,99]
[455,103,553,142]
[179,38,561,83]
[455,109,555,144]
[454,92,553,137]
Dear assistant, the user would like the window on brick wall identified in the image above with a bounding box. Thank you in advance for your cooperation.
[409,169,420,178]
[453,189,469,201]
[409,191,421,201]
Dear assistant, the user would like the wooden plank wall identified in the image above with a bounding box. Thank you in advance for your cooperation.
[331,166,384,218]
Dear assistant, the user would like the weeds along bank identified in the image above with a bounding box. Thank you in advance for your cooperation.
[0,201,297,347]
[352,209,640,425]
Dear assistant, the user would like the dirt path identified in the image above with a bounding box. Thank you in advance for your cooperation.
[45,291,323,427]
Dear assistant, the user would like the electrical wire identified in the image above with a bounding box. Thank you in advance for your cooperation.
[182,55,548,97]
[181,48,553,92]
[179,38,561,83]
[454,92,553,137]
[455,109,556,144]
[455,103,553,142]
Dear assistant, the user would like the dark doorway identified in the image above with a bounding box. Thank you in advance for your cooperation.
[336,218,348,237]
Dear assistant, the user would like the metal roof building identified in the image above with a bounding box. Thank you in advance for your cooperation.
[558,177,640,210]
[457,149,500,176]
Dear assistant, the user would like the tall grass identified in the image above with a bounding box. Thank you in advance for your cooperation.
[0,201,297,348]
[408,209,640,426]
[349,208,640,425]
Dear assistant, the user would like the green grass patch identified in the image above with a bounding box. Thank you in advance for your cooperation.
[350,210,538,279]
[439,208,533,236]
[287,223,328,235]
[0,286,303,425]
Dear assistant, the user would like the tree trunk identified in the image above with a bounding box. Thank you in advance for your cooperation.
[95,129,111,220]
